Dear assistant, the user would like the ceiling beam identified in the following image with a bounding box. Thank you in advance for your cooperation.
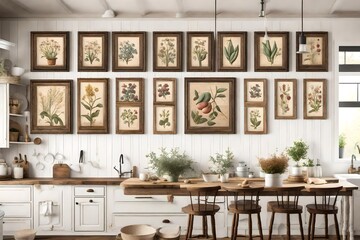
[97,0,110,11]
[330,0,341,14]
[56,0,73,14]
[1,0,32,15]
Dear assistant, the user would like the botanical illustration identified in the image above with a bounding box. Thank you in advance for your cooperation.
[38,86,65,126]
[275,80,296,119]
[218,32,246,71]
[154,105,175,133]
[157,37,176,67]
[192,38,208,67]
[303,37,323,65]
[120,82,139,102]
[157,83,170,99]
[278,83,292,114]
[159,109,171,128]
[262,39,281,65]
[118,40,138,65]
[118,105,141,132]
[246,106,265,133]
[304,79,326,119]
[83,39,101,65]
[249,84,262,99]
[224,39,239,65]
[80,84,103,126]
[307,84,323,114]
[120,108,138,127]
[154,78,175,104]
[245,79,266,103]
[249,109,262,129]
[39,38,61,65]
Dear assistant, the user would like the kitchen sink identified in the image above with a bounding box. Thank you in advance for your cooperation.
[334,173,360,180]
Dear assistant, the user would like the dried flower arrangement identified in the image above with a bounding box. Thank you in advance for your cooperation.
[259,153,289,174]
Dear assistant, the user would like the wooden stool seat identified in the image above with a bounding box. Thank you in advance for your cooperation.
[267,201,303,214]
[228,201,261,214]
[182,204,220,215]
[306,204,338,214]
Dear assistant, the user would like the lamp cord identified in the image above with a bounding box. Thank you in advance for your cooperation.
[214,0,217,36]
[301,0,304,33]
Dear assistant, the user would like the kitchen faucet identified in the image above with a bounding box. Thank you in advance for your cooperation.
[114,154,133,178]
[348,154,357,174]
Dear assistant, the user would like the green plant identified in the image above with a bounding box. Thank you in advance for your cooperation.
[9,128,19,132]
[81,84,103,126]
[39,39,60,60]
[192,39,208,67]
[259,153,289,174]
[159,109,171,128]
[339,134,346,148]
[120,109,138,127]
[209,148,234,175]
[146,148,194,179]
[249,109,261,129]
[262,40,281,65]
[224,39,239,65]
[302,158,315,167]
[286,140,309,166]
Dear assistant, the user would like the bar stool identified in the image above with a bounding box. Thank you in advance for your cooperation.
[181,185,221,240]
[306,186,342,240]
[223,185,264,240]
[268,186,305,240]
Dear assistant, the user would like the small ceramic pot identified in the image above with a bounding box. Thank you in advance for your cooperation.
[265,173,283,188]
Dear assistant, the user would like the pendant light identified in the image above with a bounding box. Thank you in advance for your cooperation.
[297,0,308,54]
[259,0,265,17]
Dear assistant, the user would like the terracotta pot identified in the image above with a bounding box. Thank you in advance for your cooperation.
[9,132,19,142]
[47,58,57,65]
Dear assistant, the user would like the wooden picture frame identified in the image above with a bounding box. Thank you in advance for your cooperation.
[185,78,236,134]
[116,78,144,103]
[254,31,289,72]
[112,32,146,72]
[217,31,247,72]
[77,78,109,134]
[78,32,108,72]
[153,78,176,105]
[30,80,72,134]
[153,105,176,134]
[275,79,297,119]
[244,79,267,104]
[187,32,214,72]
[296,32,328,72]
[116,103,144,134]
[303,79,327,119]
[31,31,70,71]
[244,105,267,134]
[153,32,183,72]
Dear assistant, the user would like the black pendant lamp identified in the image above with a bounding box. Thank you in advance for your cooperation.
[297,0,308,54]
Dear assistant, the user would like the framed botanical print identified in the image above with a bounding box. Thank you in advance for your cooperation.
[244,105,267,134]
[78,32,108,72]
[77,78,109,134]
[153,105,176,134]
[303,79,327,119]
[31,32,69,71]
[185,78,235,134]
[153,78,176,105]
[153,32,183,72]
[275,79,297,119]
[296,32,328,72]
[187,32,214,72]
[116,104,144,134]
[112,32,146,72]
[217,32,247,72]
[30,80,72,134]
[254,32,289,72]
[244,79,267,104]
[116,78,144,103]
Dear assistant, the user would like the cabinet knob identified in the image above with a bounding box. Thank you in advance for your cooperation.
[75,202,79,205]
[89,199,93,203]
[86,189,94,193]
[162,219,170,223]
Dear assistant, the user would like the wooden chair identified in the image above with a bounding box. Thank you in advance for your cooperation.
[306,186,342,240]
[223,185,264,240]
[181,185,221,240]
[268,186,305,240]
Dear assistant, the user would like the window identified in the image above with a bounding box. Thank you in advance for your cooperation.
[339,46,360,159]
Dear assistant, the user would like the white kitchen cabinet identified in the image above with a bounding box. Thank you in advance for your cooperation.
[33,185,72,233]
[0,83,9,148]
[74,186,105,232]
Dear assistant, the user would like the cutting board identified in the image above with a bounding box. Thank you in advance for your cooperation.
[53,164,71,178]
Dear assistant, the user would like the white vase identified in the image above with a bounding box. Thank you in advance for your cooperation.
[290,166,302,176]
[302,167,314,178]
[219,173,229,183]
[265,173,283,188]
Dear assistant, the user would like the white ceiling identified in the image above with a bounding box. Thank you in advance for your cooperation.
[0,0,359,18]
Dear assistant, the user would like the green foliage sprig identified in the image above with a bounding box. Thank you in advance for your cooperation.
[339,134,346,148]
[286,140,309,165]
[224,39,239,65]
[262,40,281,64]
[209,148,234,175]
[259,153,289,174]
[302,158,315,167]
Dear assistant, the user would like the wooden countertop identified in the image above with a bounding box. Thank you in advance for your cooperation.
[0,177,127,185]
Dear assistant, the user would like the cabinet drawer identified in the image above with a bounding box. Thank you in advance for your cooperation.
[3,218,32,233]
[0,187,31,202]
[74,186,105,196]
[0,203,31,218]
[113,200,183,213]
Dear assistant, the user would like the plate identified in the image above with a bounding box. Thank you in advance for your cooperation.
[10,92,28,114]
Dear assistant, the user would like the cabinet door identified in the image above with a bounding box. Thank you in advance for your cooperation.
[0,83,9,148]
[74,197,105,232]
[33,185,72,232]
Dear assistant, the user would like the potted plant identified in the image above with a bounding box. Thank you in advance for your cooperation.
[286,140,309,176]
[339,134,346,158]
[9,128,19,142]
[208,148,234,183]
[146,148,194,182]
[302,158,315,178]
[259,153,289,187]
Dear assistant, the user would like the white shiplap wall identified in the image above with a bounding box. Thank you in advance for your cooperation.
[0,17,358,178]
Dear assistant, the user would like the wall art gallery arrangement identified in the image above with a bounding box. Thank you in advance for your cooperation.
[28,30,329,135]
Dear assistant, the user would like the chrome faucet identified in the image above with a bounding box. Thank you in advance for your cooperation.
[349,154,357,174]
[114,154,133,178]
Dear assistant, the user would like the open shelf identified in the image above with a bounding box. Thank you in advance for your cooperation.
[9,113,26,117]
[9,141,34,145]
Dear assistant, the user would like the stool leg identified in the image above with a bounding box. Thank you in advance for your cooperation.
[186,214,194,240]
[257,212,264,240]
[268,212,275,240]
[233,213,239,240]
[249,214,253,239]
[231,213,237,240]
[311,214,317,240]
[325,214,329,238]
[308,213,313,240]
[334,213,341,240]
[202,215,208,237]
[286,213,291,240]
[298,213,304,240]
[210,214,216,240]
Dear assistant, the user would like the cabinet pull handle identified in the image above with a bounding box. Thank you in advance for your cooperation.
[134,197,153,199]
[75,202,79,205]
[0,203,2,206]
[89,199,93,203]
[162,219,170,223]
[86,189,94,193]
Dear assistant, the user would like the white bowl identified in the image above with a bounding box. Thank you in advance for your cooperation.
[202,173,219,182]
[14,229,36,240]
[157,225,181,239]
[11,67,25,77]
[120,224,156,240]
